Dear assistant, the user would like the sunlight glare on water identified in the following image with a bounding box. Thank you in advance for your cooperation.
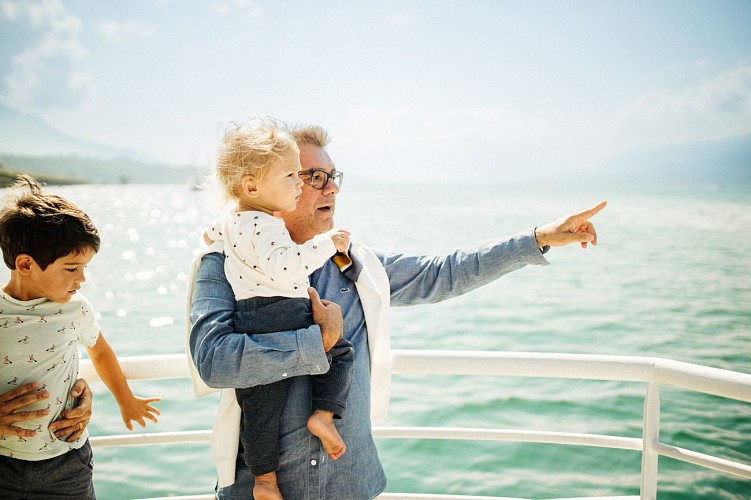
[1,181,749,499]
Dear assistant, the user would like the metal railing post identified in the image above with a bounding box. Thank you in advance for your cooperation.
[640,380,660,499]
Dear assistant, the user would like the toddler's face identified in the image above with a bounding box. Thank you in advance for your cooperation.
[26,248,95,303]
[253,149,304,214]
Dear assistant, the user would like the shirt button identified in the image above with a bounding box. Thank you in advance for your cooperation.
[310,459,317,466]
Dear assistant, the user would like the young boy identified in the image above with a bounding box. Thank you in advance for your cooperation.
[204,118,353,499]
[0,175,161,499]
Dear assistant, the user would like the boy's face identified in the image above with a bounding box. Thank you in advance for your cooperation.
[24,248,95,303]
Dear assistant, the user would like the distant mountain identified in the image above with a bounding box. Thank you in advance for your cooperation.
[0,104,193,184]
[0,153,193,184]
[0,103,152,159]
[0,164,86,187]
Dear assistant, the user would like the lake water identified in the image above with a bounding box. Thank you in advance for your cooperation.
[1,180,749,499]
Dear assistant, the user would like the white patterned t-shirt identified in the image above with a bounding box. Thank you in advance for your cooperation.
[206,211,337,301]
[0,289,100,461]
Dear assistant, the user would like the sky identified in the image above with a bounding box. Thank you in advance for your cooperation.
[1,0,750,183]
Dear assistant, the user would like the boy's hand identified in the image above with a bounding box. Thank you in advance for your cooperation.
[0,382,50,438]
[328,229,351,253]
[120,395,162,431]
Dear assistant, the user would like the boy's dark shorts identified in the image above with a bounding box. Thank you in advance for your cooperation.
[0,440,95,499]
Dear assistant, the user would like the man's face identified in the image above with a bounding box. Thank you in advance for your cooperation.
[281,143,340,243]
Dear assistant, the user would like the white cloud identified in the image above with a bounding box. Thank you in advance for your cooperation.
[693,59,711,70]
[610,64,751,150]
[215,0,263,17]
[99,20,156,42]
[389,15,411,25]
[1,1,22,20]
[1,0,90,110]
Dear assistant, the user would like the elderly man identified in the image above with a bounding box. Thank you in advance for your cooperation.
[189,123,606,499]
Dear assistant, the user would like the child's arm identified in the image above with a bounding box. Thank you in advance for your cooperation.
[254,220,349,281]
[204,217,225,247]
[87,333,161,431]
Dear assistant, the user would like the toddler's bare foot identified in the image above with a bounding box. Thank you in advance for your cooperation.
[307,409,346,460]
[254,471,283,500]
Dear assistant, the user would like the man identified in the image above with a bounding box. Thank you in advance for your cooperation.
[188,124,606,499]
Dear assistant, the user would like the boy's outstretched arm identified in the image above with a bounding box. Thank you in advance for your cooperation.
[87,333,162,431]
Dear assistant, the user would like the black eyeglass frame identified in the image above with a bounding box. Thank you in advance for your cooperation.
[298,169,344,190]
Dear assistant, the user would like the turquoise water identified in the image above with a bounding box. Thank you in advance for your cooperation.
[2,181,749,499]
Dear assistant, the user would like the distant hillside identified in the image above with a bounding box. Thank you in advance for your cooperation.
[0,153,192,185]
[0,103,196,184]
[0,103,154,160]
[0,164,86,187]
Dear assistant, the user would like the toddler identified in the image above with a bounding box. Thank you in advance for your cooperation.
[204,119,353,500]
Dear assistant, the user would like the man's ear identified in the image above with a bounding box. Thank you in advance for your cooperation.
[15,254,35,276]
[241,175,260,198]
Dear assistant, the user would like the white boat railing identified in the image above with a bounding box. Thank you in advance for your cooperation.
[79,350,751,500]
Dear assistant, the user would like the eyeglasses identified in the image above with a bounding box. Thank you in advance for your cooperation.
[299,169,343,190]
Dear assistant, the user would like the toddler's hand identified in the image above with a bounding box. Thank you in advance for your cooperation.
[120,395,162,431]
[328,229,351,253]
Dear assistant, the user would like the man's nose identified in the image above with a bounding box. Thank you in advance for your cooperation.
[322,178,339,195]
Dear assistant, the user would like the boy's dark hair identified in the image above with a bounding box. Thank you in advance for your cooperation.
[0,175,100,270]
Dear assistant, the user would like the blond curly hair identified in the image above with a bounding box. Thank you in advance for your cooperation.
[214,117,299,202]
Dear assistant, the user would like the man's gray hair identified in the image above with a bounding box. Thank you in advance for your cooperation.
[289,124,331,149]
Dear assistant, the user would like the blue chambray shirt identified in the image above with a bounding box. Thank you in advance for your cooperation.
[189,229,548,499]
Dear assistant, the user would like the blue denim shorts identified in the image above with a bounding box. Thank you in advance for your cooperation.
[0,440,95,499]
